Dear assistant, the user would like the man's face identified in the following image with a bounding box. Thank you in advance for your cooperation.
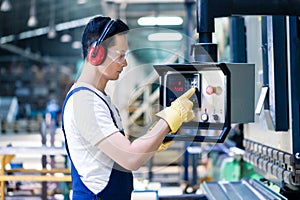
[100,34,128,81]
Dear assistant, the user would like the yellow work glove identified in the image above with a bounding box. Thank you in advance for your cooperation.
[157,140,174,152]
[156,87,196,134]
[156,88,196,152]
[143,121,177,152]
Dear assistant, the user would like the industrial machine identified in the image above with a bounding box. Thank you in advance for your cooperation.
[154,0,300,199]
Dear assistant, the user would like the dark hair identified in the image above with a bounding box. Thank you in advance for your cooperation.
[81,16,129,59]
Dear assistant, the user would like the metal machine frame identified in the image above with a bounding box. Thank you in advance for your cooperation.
[153,0,300,198]
[193,0,300,198]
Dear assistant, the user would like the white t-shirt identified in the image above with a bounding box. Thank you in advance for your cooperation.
[63,82,124,194]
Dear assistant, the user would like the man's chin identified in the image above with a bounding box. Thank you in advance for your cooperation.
[112,75,120,80]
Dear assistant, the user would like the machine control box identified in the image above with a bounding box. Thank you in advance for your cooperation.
[154,63,255,126]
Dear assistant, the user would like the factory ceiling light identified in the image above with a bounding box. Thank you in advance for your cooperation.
[60,33,72,43]
[147,32,182,41]
[27,15,38,27]
[72,41,81,49]
[0,0,11,12]
[47,1,56,39]
[137,16,183,26]
[77,0,88,4]
[48,26,56,39]
[27,0,38,27]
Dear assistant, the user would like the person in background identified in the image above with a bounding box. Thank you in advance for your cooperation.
[45,98,60,125]
[61,15,196,200]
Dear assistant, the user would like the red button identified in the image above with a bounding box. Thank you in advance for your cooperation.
[206,86,215,95]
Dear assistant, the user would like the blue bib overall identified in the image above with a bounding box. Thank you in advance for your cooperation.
[62,87,133,200]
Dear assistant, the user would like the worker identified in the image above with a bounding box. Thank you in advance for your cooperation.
[61,15,196,200]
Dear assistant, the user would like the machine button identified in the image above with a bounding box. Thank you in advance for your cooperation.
[212,114,219,121]
[206,85,216,95]
[201,113,209,122]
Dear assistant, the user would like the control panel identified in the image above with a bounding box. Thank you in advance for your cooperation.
[154,62,254,142]
[164,70,226,125]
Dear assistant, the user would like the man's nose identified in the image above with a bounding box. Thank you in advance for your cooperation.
[121,58,128,67]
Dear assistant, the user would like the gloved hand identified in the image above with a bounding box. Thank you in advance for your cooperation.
[157,140,174,152]
[156,87,196,134]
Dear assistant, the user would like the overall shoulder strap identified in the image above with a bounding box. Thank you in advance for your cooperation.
[61,86,120,155]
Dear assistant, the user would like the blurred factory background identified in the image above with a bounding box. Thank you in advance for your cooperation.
[0,1,219,199]
[0,0,195,121]
[0,0,299,200]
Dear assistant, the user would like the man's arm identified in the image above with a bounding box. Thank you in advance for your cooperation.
[96,119,170,171]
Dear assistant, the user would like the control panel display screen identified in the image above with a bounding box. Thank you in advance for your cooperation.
[165,73,201,107]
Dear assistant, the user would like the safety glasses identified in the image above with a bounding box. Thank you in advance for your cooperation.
[107,48,129,64]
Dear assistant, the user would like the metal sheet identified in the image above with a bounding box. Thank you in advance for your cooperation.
[201,179,287,200]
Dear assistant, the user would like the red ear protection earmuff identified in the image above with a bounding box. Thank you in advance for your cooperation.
[88,44,106,66]
[88,20,115,66]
